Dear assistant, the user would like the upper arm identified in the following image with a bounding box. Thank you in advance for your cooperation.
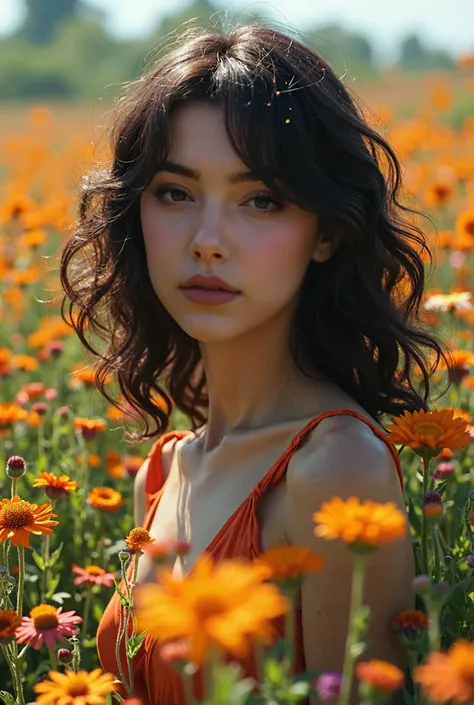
[286,419,414,698]
[133,437,180,527]
[133,457,151,527]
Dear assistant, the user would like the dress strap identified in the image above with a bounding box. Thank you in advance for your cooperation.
[145,430,193,512]
[253,409,404,498]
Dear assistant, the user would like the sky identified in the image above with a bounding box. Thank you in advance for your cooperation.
[1,0,473,60]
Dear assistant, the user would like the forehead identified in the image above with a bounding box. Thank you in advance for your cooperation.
[167,102,239,164]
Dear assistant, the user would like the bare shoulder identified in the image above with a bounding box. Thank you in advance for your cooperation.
[286,413,402,505]
[133,435,184,526]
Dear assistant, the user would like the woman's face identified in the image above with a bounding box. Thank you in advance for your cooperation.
[140,101,327,343]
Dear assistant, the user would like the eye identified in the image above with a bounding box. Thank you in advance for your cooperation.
[152,186,191,203]
[244,191,283,214]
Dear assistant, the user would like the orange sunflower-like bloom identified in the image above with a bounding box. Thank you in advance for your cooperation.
[356,659,405,692]
[254,545,325,586]
[414,640,474,703]
[73,417,107,441]
[387,408,470,455]
[0,496,58,548]
[0,402,28,431]
[32,472,79,500]
[87,487,124,512]
[0,609,22,641]
[134,553,288,665]
[33,669,116,705]
[313,497,406,549]
[125,527,155,553]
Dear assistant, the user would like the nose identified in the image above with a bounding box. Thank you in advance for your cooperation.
[189,214,229,263]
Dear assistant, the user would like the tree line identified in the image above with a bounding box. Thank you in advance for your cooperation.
[0,0,457,100]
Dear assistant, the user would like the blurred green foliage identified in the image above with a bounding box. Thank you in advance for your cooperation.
[0,0,458,101]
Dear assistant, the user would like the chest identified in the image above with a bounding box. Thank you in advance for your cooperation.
[135,443,290,582]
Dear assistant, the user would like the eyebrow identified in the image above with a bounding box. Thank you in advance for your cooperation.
[158,161,260,185]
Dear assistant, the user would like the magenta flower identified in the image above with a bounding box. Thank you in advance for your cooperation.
[72,564,117,587]
[15,604,82,649]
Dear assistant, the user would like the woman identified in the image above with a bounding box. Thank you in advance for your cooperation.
[60,20,446,704]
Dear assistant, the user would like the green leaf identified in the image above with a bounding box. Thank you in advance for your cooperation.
[264,657,285,685]
[46,575,60,599]
[0,692,15,705]
[402,688,416,705]
[113,579,131,608]
[407,496,422,534]
[50,591,72,605]
[31,549,45,571]
[126,630,146,659]
[46,542,64,569]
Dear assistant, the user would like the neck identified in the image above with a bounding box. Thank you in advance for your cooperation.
[198,312,324,450]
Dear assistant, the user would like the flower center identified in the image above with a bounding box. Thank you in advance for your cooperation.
[415,422,441,438]
[97,489,113,499]
[85,565,104,576]
[30,604,59,630]
[195,595,227,619]
[66,675,90,696]
[465,220,474,236]
[0,501,34,529]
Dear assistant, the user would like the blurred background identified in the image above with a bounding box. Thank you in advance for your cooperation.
[0,0,473,126]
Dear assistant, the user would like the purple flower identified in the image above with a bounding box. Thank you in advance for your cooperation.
[467,555,474,568]
[316,672,342,702]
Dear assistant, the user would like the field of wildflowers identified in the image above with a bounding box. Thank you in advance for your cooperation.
[0,69,474,705]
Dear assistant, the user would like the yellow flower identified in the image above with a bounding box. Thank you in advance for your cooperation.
[313,497,406,548]
[87,487,124,512]
[125,527,155,553]
[33,669,116,705]
[0,496,58,548]
[254,545,324,585]
[387,408,470,455]
[135,553,287,664]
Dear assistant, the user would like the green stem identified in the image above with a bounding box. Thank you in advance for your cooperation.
[41,532,51,602]
[421,456,431,575]
[124,554,140,694]
[115,557,132,693]
[71,636,81,673]
[407,651,420,705]
[11,477,18,499]
[432,527,441,583]
[182,669,198,705]
[0,436,5,481]
[48,645,58,671]
[1,642,18,699]
[81,583,93,640]
[284,586,297,672]
[427,606,441,652]
[338,551,370,705]
[16,544,25,616]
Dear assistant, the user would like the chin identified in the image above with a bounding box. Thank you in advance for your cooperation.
[175,314,249,343]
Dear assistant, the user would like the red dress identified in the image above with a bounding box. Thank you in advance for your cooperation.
[96,409,403,704]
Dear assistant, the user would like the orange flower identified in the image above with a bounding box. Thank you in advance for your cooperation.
[455,209,474,240]
[73,417,107,441]
[0,402,28,431]
[414,640,474,703]
[33,669,116,705]
[356,659,405,692]
[254,546,324,585]
[393,609,429,631]
[135,553,287,664]
[10,354,38,371]
[0,496,58,548]
[87,487,124,512]
[32,472,78,499]
[0,609,22,641]
[313,497,406,548]
[21,381,46,399]
[125,527,155,553]
[387,409,470,454]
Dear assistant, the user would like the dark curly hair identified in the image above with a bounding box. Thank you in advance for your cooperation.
[59,19,448,445]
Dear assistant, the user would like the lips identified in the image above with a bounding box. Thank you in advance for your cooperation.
[180,274,240,293]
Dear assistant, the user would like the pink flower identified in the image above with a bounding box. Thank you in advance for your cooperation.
[15,604,82,650]
[72,564,117,587]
